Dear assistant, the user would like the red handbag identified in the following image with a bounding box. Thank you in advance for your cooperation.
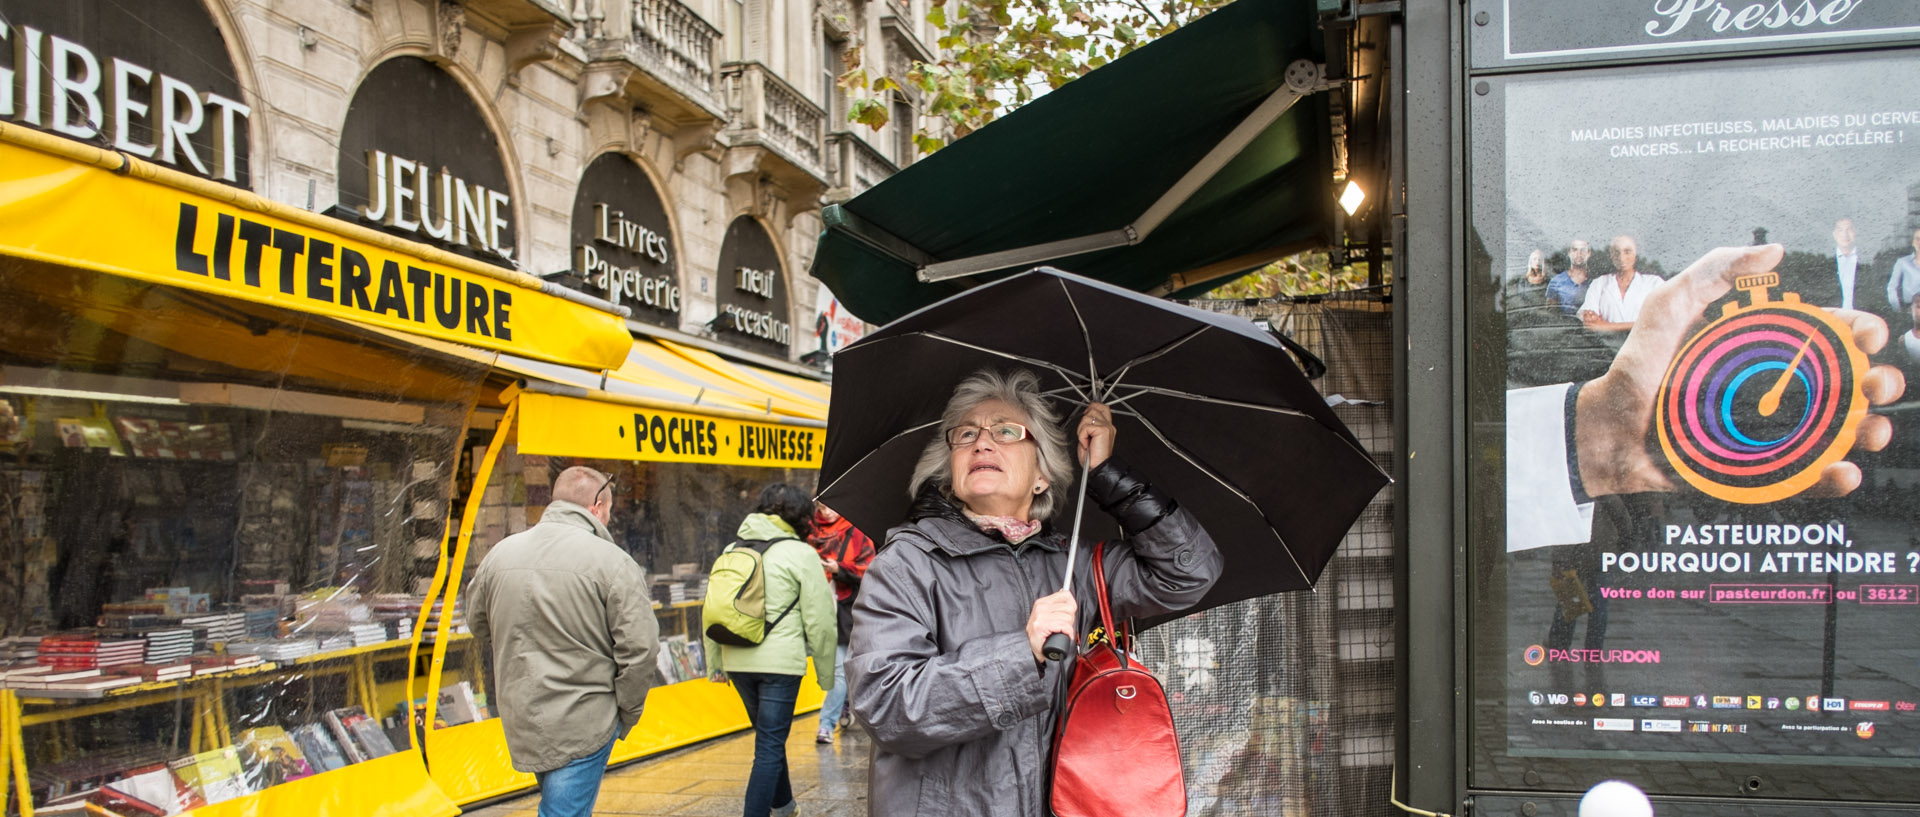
[1050,542,1188,817]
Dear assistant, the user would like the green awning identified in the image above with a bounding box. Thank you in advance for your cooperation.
[810,0,1332,324]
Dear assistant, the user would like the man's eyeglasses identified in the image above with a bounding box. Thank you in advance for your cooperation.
[945,422,1031,448]
[595,473,615,504]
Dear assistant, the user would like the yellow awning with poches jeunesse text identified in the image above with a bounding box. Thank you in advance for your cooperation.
[0,127,633,370]
[514,389,824,468]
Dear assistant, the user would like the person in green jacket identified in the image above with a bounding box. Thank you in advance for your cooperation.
[704,483,837,817]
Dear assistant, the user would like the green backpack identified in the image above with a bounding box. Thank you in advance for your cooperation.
[702,538,801,646]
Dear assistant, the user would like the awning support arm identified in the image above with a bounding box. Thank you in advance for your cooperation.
[917,64,1323,283]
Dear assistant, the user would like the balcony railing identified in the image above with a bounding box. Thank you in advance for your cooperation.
[762,74,824,168]
[577,0,725,121]
[722,62,828,183]
[827,132,898,200]
[631,0,719,96]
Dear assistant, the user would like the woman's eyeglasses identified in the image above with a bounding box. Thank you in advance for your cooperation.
[946,422,1030,447]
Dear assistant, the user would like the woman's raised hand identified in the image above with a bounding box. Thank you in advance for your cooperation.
[1077,403,1115,470]
[1026,589,1077,663]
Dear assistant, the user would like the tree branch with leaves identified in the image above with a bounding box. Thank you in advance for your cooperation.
[840,0,1227,154]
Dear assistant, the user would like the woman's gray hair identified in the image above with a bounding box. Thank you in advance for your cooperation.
[908,368,1076,521]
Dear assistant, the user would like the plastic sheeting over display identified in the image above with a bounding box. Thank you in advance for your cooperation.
[1136,297,1396,817]
[423,425,826,804]
[0,255,485,816]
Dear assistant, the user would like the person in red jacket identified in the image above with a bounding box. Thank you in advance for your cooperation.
[807,502,875,744]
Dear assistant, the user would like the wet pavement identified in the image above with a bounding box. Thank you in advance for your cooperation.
[461,713,869,817]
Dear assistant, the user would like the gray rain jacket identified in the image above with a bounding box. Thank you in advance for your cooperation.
[466,500,660,773]
[848,458,1222,817]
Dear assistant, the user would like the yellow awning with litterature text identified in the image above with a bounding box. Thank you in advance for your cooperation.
[0,128,632,370]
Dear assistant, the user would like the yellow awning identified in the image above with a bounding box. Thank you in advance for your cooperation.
[514,387,824,467]
[0,125,633,370]
[655,339,830,420]
[477,334,828,468]
[618,341,825,420]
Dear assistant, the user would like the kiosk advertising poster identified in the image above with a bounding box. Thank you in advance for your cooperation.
[1469,46,1920,801]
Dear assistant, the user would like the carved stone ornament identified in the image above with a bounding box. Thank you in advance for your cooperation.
[439,1,467,59]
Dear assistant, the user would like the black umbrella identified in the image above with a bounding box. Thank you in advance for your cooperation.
[817,267,1390,632]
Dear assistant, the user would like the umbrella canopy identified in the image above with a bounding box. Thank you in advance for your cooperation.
[817,268,1389,628]
[809,0,1335,325]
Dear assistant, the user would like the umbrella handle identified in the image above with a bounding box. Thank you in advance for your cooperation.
[1044,456,1094,663]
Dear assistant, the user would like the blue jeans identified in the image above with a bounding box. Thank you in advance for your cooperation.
[817,644,849,731]
[533,733,616,817]
[731,671,802,817]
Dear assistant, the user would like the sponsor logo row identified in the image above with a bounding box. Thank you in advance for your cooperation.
[1578,718,1878,740]
[1527,691,1909,713]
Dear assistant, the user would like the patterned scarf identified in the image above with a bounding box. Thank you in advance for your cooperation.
[962,509,1043,545]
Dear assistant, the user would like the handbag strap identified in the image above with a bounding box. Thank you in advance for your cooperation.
[1089,541,1129,652]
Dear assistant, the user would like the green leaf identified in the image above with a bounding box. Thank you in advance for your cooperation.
[928,6,946,27]
[849,98,890,129]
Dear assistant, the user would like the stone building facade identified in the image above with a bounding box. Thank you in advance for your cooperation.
[40,0,926,368]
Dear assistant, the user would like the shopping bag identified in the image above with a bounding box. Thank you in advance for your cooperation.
[1050,542,1187,817]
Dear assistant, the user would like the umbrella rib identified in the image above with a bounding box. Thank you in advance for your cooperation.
[1105,325,1213,393]
[1056,279,1102,401]
[814,417,945,501]
[1123,409,1315,590]
[1106,385,1316,419]
[914,332,1094,402]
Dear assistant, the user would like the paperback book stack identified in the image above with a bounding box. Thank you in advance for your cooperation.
[139,629,194,664]
[348,623,387,648]
[0,636,41,662]
[420,600,465,643]
[242,608,281,639]
[39,636,145,671]
[120,662,193,683]
[382,616,413,642]
[369,594,422,641]
[96,603,164,629]
[226,638,316,662]
[177,612,246,646]
[189,654,264,676]
[295,596,371,631]
[31,672,144,698]
[0,665,55,688]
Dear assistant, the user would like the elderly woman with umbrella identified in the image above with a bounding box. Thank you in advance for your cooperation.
[845,367,1223,817]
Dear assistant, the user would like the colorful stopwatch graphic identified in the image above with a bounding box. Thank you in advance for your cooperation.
[1655,272,1868,504]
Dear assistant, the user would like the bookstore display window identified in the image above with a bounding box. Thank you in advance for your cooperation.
[0,257,487,814]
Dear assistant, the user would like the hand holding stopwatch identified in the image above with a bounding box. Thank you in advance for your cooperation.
[1571,244,1903,500]
[1656,271,1869,502]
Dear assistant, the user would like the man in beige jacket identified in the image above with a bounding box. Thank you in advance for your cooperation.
[467,466,659,817]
